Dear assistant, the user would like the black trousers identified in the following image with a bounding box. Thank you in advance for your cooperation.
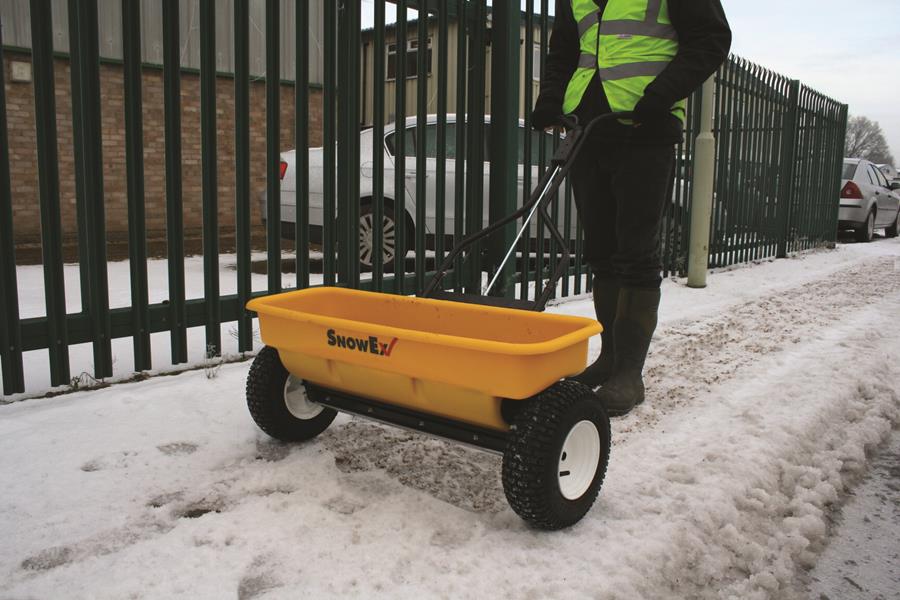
[570,140,675,289]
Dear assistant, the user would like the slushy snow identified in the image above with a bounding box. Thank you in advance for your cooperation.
[1,239,899,599]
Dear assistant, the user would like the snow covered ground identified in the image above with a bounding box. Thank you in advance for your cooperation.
[1,238,899,599]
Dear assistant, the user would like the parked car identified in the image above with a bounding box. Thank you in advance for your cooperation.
[838,158,900,242]
[262,115,572,269]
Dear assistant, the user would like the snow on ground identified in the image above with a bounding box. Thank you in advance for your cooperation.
[1,238,899,599]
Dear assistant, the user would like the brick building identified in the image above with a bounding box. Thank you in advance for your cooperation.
[0,0,325,260]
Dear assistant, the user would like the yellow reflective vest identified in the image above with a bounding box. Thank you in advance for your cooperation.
[563,0,686,121]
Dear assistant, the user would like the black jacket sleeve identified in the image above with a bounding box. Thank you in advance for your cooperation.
[639,0,732,114]
[531,0,580,128]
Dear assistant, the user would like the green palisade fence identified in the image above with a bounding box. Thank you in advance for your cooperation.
[0,2,847,396]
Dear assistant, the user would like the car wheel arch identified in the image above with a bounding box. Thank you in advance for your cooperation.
[359,196,416,244]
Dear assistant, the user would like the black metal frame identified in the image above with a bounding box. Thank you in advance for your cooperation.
[421,113,632,312]
[306,383,508,454]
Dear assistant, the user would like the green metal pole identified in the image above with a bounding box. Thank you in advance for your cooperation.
[30,0,70,386]
[452,0,467,293]
[162,0,187,364]
[687,76,716,288]
[463,0,486,294]
[372,0,386,291]
[234,0,253,352]
[122,0,151,371]
[200,0,220,356]
[776,80,800,258]
[341,0,361,288]
[415,9,428,293]
[435,5,449,268]
[486,1,521,297]
[265,0,282,293]
[393,0,408,295]
[0,28,25,394]
[295,0,310,289]
[69,0,113,379]
[323,0,337,286]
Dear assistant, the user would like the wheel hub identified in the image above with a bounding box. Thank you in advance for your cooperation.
[557,420,601,500]
[283,375,324,420]
[359,212,396,267]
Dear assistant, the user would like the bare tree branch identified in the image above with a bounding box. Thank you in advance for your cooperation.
[844,115,895,165]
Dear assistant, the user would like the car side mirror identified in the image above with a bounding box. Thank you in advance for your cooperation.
[891,181,900,191]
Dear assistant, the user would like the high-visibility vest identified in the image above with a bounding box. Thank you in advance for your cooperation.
[562,0,686,122]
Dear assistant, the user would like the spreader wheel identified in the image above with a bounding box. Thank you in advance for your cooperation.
[246,346,337,442]
[502,380,611,530]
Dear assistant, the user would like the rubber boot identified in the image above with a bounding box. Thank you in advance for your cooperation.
[596,287,660,417]
[571,278,619,390]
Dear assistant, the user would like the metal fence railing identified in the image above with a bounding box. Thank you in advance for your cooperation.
[707,57,848,267]
[0,1,847,396]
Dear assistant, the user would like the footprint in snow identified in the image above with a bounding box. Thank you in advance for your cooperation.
[157,442,199,456]
[254,438,292,462]
[80,450,138,472]
[238,555,282,600]
[20,546,74,571]
[324,495,365,515]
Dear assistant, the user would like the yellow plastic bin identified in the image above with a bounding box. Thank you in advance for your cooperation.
[248,287,601,431]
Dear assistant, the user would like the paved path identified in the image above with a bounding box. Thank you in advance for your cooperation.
[808,429,900,600]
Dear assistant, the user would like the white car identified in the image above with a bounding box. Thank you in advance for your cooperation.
[838,158,900,242]
[262,114,574,268]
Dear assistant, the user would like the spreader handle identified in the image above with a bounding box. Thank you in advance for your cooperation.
[422,112,634,310]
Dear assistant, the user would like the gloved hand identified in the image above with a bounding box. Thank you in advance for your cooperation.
[633,92,672,125]
[531,97,564,131]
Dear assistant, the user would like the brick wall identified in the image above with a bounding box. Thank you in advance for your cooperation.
[2,50,323,258]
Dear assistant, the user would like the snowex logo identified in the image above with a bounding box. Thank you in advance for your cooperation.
[326,329,399,357]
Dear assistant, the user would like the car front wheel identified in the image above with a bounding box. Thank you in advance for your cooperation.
[359,203,413,271]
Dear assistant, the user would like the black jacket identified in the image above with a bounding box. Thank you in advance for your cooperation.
[533,0,732,144]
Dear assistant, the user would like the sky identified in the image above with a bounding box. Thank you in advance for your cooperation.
[361,0,900,163]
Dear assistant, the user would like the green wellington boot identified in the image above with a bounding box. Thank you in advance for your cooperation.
[571,278,619,390]
[596,287,661,417]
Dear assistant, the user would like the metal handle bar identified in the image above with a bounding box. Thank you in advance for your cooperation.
[421,111,633,310]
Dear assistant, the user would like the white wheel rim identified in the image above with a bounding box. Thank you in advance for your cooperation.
[558,420,601,500]
[283,375,324,420]
[359,212,396,267]
[867,213,874,238]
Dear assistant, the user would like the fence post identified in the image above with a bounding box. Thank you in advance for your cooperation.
[687,76,716,288]
[776,80,800,258]
[486,1,521,297]
[0,27,25,394]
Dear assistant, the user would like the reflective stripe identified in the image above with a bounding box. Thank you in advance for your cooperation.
[645,0,662,22]
[597,61,669,81]
[577,11,600,38]
[578,53,597,69]
[599,20,677,40]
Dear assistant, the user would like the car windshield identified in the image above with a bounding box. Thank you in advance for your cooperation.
[842,162,857,180]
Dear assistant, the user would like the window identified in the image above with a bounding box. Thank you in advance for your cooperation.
[532,44,542,82]
[387,38,433,80]
[841,162,857,180]
[384,127,416,157]
[864,165,876,185]
[422,123,458,159]
[868,164,888,188]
